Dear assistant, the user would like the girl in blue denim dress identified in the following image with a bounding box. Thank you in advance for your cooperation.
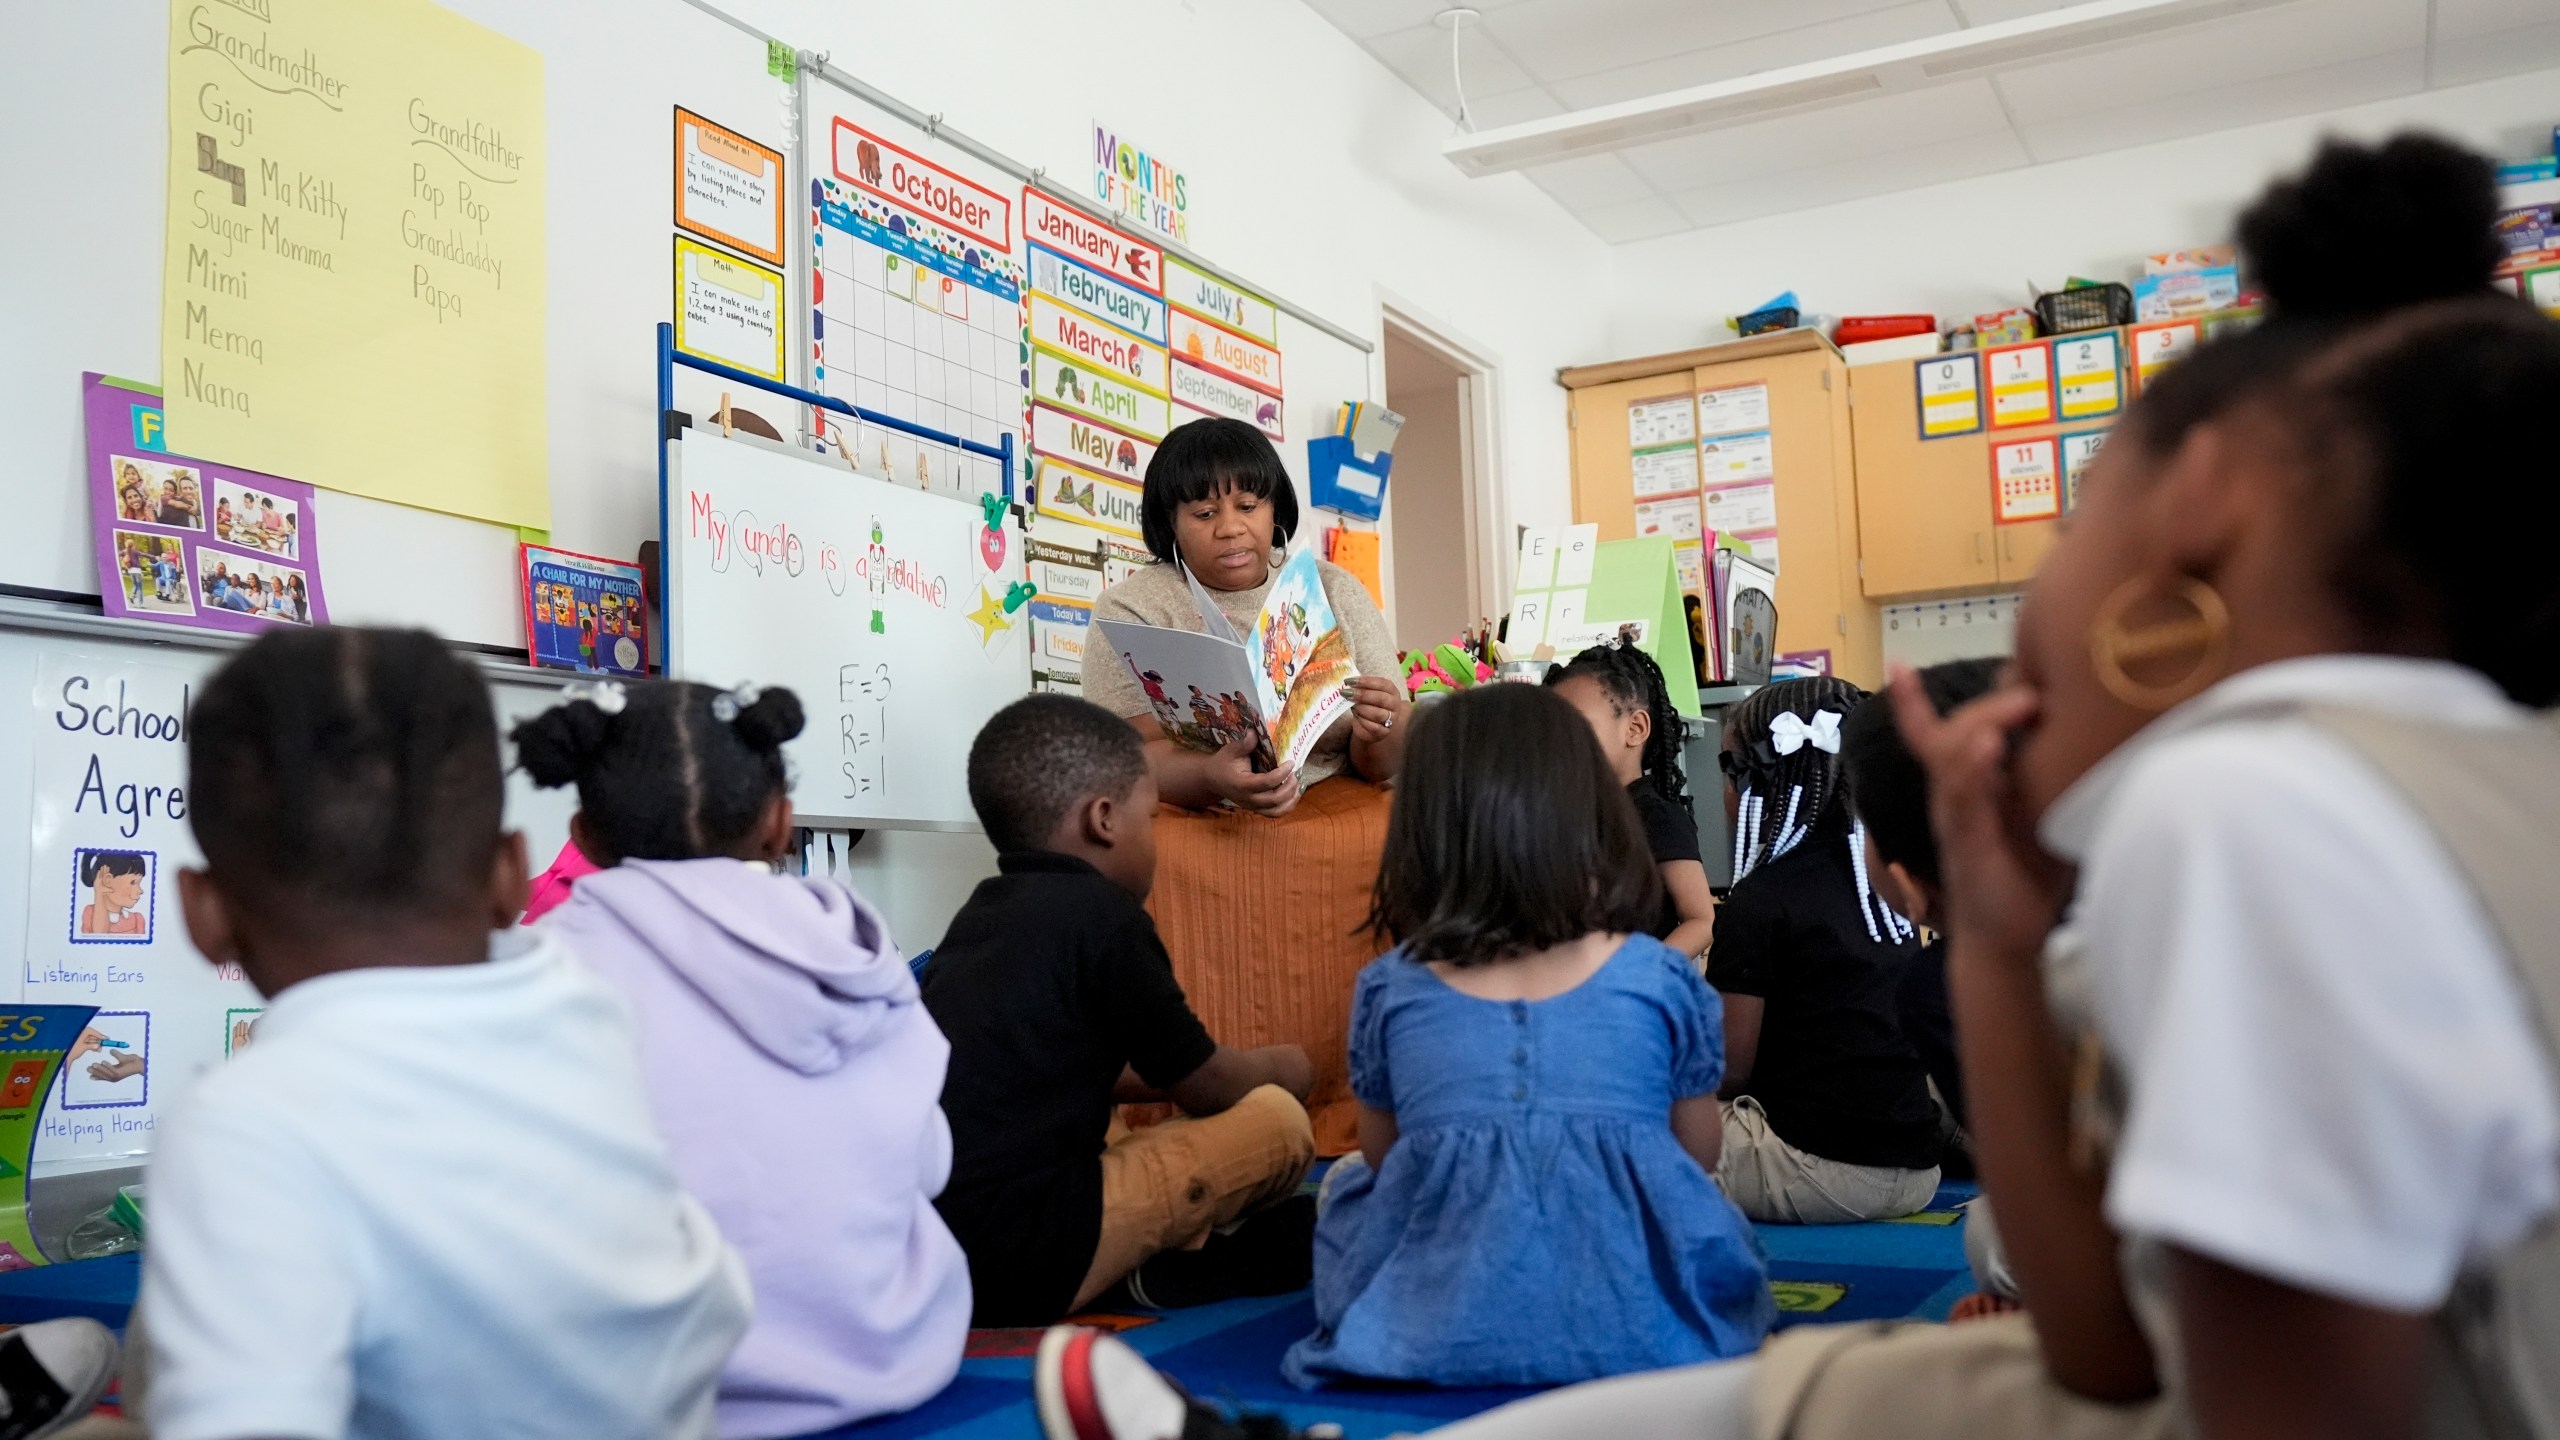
[1284,684,1771,1390]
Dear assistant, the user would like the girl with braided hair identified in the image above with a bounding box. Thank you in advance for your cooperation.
[518,679,971,1433]
[1704,676,1941,1224]
[1549,639,1717,962]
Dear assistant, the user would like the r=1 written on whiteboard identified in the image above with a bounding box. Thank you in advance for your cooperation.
[837,662,893,800]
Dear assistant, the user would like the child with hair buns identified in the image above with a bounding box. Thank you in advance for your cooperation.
[518,678,970,1438]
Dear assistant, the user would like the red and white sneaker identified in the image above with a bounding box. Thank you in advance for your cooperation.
[1033,1325,1340,1440]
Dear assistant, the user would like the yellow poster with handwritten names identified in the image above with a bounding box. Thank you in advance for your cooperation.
[162,0,548,528]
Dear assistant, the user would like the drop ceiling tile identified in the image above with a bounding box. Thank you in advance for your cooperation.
[1617,79,2012,193]
[1299,0,1545,43]
[1359,19,1541,112]
[1993,0,2422,124]
[2430,0,2560,38]
[2430,19,2560,85]
[1522,154,1660,208]
[2016,48,2425,162]
[1478,0,1942,87]
[1576,194,1696,242]
[1544,2,1959,110]
[1663,126,2033,228]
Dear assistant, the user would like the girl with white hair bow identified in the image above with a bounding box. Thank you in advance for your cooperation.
[1704,677,1947,1225]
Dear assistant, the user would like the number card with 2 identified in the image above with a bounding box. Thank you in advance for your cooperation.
[2053,332,2122,420]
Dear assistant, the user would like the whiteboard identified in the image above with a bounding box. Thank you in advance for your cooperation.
[665,431,1029,830]
[0,602,579,1178]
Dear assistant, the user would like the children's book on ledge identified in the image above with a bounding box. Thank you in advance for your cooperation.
[1096,548,1357,775]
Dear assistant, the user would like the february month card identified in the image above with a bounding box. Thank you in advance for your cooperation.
[522,545,651,676]
[83,374,328,633]
[1094,549,1357,777]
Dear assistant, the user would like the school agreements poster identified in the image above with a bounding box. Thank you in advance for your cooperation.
[161,0,548,528]
[17,652,260,1168]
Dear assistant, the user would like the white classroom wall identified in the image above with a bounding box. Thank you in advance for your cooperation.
[697,0,1623,952]
[714,0,1617,531]
[1598,66,2560,359]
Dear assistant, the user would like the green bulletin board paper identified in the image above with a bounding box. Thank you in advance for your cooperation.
[1584,537,1701,716]
[0,1004,104,1268]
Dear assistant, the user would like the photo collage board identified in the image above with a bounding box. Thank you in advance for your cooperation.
[82,374,329,635]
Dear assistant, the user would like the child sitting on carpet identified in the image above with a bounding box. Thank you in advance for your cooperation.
[520,678,972,1437]
[1548,639,1718,964]
[142,628,750,1439]
[927,694,1317,1327]
[1839,659,2004,1178]
[1282,683,1771,1389]
[1708,677,1944,1224]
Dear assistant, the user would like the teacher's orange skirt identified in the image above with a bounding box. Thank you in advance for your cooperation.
[1139,776,1391,1155]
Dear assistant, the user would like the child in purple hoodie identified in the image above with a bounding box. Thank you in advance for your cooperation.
[516,679,970,1439]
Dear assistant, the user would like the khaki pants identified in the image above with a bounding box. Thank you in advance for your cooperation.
[1755,1314,2169,1440]
[1716,1096,1940,1224]
[1071,1083,1314,1310]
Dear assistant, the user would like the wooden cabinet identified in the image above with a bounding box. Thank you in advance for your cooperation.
[1846,328,2125,598]
[1560,331,1882,689]
[1846,359,1999,594]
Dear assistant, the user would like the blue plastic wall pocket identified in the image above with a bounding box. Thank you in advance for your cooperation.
[1307,435,1392,521]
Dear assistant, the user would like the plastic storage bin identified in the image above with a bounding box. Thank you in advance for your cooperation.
[2034,284,2133,334]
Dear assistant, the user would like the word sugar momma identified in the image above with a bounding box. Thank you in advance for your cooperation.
[56,675,190,839]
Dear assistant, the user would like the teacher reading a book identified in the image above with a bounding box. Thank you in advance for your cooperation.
[1082,417,1407,806]
[1079,416,1405,1153]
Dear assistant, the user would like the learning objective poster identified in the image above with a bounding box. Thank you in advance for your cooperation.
[18,653,260,1167]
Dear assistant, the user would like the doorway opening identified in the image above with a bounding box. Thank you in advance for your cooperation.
[1378,311,1500,654]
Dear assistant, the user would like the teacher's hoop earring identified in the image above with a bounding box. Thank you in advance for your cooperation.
[2088,575,2231,711]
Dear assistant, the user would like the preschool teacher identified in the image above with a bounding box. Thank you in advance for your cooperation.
[1080,416,1407,1151]
[1083,417,1408,803]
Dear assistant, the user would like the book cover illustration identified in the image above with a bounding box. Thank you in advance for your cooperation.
[522,544,649,676]
[1096,549,1358,778]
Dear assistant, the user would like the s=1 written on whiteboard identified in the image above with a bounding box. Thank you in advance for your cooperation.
[666,432,1029,831]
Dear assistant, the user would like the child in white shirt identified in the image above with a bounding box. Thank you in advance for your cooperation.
[139,626,751,1440]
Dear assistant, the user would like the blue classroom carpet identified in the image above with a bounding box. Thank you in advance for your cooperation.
[0,1184,1979,1440]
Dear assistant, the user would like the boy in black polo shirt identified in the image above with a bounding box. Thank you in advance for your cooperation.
[926,695,1315,1326]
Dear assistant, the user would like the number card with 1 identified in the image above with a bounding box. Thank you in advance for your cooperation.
[1985,341,2054,428]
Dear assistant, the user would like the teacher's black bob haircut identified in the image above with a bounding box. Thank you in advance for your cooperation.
[1367,684,1661,967]
[1138,417,1299,566]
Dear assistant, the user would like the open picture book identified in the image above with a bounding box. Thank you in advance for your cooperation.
[1095,548,1359,776]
